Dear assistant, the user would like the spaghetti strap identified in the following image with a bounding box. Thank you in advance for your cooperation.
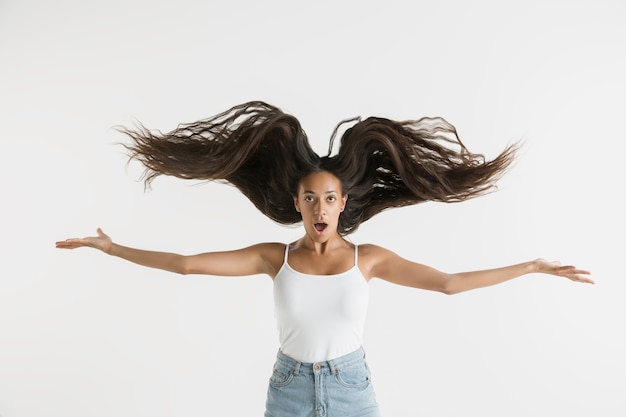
[284,243,290,264]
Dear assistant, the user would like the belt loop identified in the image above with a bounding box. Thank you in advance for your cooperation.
[293,361,301,375]
[328,358,339,374]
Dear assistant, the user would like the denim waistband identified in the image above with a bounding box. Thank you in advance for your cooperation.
[275,347,366,376]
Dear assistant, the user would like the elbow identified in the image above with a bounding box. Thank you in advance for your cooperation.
[439,287,456,296]
[440,287,461,296]
[439,276,463,295]
[176,257,192,275]
[179,264,195,275]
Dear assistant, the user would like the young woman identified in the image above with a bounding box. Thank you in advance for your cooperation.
[56,101,593,417]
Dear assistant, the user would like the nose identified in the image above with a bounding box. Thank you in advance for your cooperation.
[313,200,324,215]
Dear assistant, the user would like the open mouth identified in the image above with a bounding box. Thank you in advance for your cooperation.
[314,222,328,232]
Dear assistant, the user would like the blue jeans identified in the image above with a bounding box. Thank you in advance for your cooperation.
[265,347,381,417]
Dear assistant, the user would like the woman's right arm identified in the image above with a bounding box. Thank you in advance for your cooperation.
[55,228,281,277]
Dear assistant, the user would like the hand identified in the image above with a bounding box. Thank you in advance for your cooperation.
[533,258,594,284]
[55,228,113,253]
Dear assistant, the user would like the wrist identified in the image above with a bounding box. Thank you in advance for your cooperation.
[106,242,117,256]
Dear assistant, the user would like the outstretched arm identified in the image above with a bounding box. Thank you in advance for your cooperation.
[55,228,280,277]
[363,245,594,295]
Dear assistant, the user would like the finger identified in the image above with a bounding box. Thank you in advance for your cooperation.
[558,265,591,276]
[569,275,595,284]
[55,238,86,249]
[55,242,80,249]
[559,266,594,284]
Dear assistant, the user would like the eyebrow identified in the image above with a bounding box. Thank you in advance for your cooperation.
[303,190,338,194]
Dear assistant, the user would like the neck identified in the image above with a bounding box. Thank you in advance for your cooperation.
[299,233,347,255]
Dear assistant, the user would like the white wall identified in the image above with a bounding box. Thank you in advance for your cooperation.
[1,0,624,416]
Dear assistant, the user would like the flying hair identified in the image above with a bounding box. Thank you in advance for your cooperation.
[118,101,518,234]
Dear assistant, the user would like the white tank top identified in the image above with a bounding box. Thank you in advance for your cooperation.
[273,244,369,363]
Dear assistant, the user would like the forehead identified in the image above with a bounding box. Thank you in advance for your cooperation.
[298,171,342,194]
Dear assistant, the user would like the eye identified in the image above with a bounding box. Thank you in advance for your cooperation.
[304,196,314,203]
[327,196,336,202]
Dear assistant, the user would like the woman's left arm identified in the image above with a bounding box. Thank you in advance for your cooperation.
[364,245,594,295]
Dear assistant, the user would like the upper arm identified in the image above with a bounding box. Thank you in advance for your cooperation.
[181,243,284,278]
[364,245,451,293]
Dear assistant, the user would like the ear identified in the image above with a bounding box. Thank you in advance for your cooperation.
[341,194,348,211]
[293,196,301,213]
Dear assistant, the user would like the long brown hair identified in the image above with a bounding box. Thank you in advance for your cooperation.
[119,101,518,234]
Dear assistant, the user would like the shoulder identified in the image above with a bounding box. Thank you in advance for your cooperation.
[357,243,396,258]
[356,244,400,280]
[249,242,286,260]
[252,242,287,277]
[252,242,287,252]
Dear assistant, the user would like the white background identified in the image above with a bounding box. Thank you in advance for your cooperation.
[1,0,624,416]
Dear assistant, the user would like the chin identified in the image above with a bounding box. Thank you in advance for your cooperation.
[307,227,336,242]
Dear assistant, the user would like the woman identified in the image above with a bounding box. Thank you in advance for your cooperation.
[56,101,593,417]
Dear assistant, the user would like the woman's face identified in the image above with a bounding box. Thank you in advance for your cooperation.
[294,171,347,242]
